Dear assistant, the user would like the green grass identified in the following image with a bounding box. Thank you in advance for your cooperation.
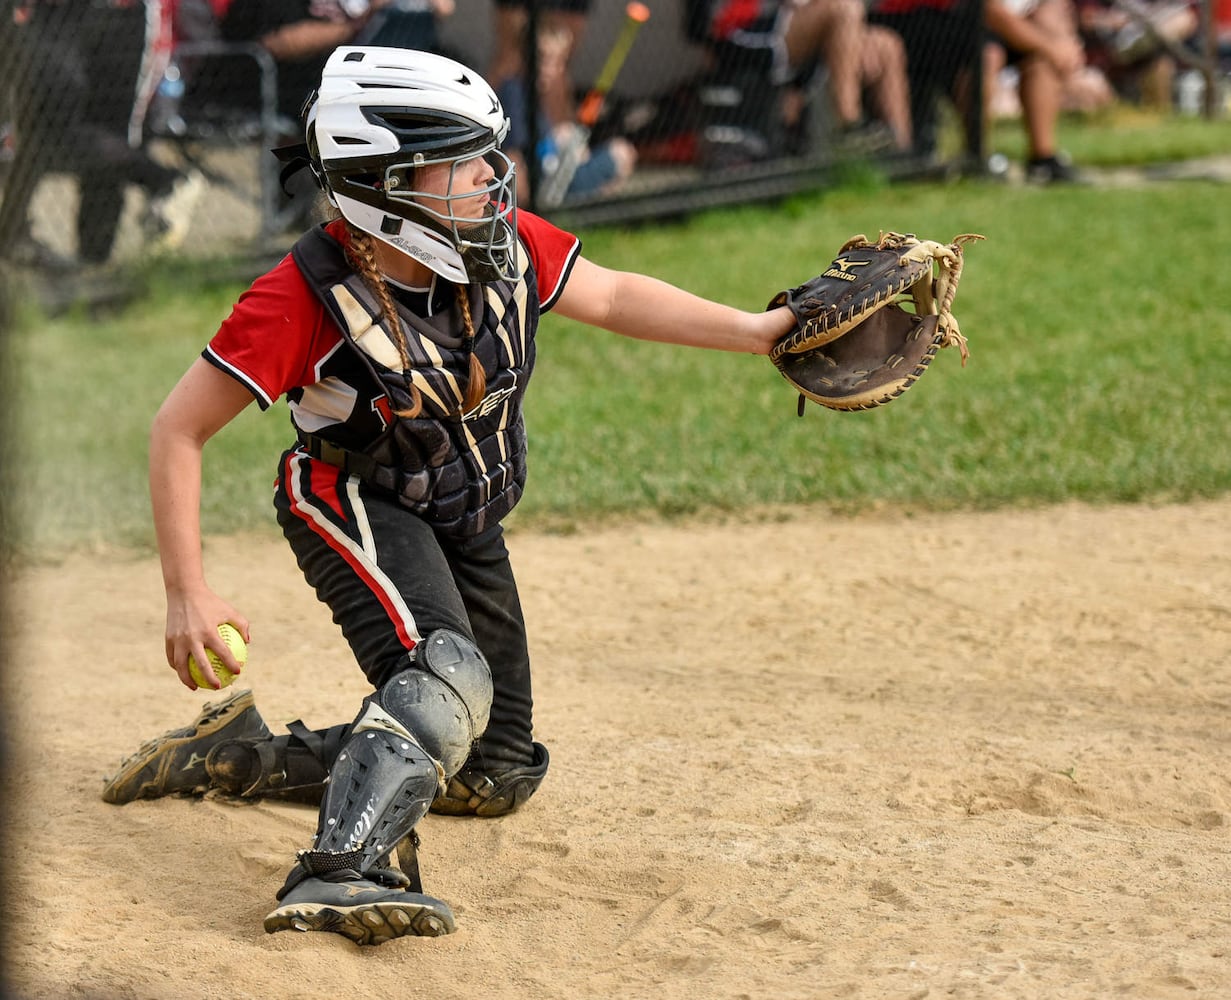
[987,105,1231,167]
[4,155,1230,556]
[527,180,1231,521]
[1,279,293,554]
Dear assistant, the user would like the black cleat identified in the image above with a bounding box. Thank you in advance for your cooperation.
[1026,154,1083,184]
[101,688,271,804]
[264,865,455,944]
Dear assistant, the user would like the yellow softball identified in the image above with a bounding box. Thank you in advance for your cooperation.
[188,623,247,690]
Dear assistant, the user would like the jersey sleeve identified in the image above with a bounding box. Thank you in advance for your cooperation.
[203,252,340,410]
[517,210,582,312]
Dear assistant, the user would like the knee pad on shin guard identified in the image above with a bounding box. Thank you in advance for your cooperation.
[362,629,493,779]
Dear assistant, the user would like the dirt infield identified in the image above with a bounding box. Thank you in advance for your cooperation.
[5,499,1230,999]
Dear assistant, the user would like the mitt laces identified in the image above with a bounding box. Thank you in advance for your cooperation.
[934,234,982,366]
[882,232,982,366]
[939,317,970,365]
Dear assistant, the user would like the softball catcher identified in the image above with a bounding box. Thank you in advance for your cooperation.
[100,45,807,945]
[103,45,979,946]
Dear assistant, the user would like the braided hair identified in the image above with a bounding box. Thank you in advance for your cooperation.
[343,223,487,418]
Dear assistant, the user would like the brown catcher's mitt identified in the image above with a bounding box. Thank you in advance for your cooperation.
[768,232,984,413]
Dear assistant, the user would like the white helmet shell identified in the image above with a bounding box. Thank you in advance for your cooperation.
[306,47,518,283]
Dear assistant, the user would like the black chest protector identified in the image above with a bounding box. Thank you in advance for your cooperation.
[290,226,539,538]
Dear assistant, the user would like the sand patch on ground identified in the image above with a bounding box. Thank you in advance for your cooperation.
[5,499,1230,999]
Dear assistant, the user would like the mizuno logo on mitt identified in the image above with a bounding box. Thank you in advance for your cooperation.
[822,257,872,282]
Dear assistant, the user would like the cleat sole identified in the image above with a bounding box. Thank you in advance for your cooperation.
[264,898,456,945]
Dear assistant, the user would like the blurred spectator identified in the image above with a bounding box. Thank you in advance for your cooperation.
[1076,0,1199,109]
[0,0,204,269]
[984,0,1089,181]
[867,0,983,160]
[163,1,454,134]
[171,0,228,46]
[163,0,456,231]
[488,0,591,128]
[201,0,395,228]
[779,0,913,150]
[355,0,454,53]
[216,1,381,123]
[497,23,636,204]
[708,0,913,153]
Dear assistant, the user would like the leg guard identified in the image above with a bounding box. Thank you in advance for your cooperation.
[306,629,492,869]
[310,724,439,868]
[266,631,490,943]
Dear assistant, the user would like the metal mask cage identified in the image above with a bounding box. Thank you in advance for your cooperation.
[369,148,518,280]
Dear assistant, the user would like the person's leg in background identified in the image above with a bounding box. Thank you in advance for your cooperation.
[1019,0,1076,167]
[0,4,84,269]
[868,0,983,161]
[868,4,945,158]
[985,0,1086,180]
[860,25,913,150]
[489,0,591,128]
[782,0,867,129]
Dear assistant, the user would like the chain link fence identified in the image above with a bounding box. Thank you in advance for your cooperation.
[1,0,1227,275]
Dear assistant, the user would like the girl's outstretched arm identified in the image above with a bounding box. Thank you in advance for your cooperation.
[554,255,794,355]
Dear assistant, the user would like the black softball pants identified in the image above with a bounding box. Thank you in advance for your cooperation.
[273,446,537,772]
